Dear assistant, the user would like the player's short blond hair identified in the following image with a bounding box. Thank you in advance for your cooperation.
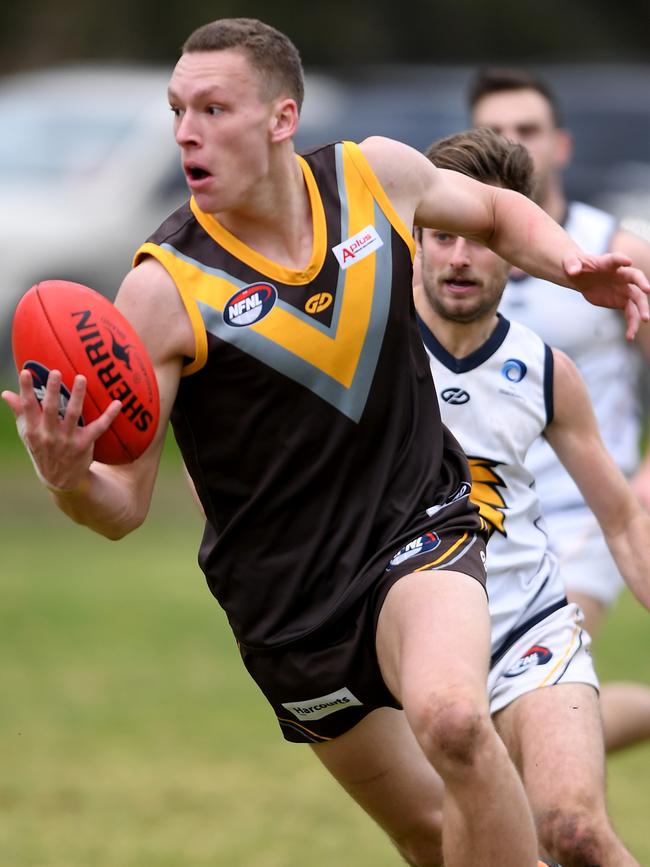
[183,18,304,111]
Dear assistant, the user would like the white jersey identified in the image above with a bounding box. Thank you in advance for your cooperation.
[499,201,642,513]
[419,314,566,660]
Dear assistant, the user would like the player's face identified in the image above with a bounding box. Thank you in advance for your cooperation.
[472,89,570,204]
[418,229,510,323]
[168,49,282,214]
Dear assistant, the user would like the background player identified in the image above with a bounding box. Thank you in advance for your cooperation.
[414,126,649,866]
[469,66,650,751]
[3,20,650,867]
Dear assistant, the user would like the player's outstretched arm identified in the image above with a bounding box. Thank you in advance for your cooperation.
[360,136,650,337]
[1,259,190,540]
[544,348,650,611]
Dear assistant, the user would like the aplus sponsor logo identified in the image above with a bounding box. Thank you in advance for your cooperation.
[332,225,383,269]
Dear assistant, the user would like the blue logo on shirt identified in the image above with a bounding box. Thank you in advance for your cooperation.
[501,358,527,383]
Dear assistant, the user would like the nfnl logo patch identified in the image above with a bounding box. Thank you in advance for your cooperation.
[504,645,553,678]
[388,531,441,569]
[332,225,383,270]
[224,282,277,327]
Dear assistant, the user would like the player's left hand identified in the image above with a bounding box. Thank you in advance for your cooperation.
[563,251,650,339]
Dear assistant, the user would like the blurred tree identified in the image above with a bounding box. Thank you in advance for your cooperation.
[1,0,649,72]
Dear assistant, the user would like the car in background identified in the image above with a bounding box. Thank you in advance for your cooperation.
[0,63,343,371]
[1,62,649,370]
[0,64,187,369]
[297,62,650,224]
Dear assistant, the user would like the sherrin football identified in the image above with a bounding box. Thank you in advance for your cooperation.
[12,280,160,464]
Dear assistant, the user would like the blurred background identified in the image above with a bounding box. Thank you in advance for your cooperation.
[0,0,649,367]
[1,2,649,865]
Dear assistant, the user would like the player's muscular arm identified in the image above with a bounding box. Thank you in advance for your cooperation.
[361,135,585,271]
[58,259,190,537]
[27,260,188,540]
[361,137,649,333]
[544,348,650,610]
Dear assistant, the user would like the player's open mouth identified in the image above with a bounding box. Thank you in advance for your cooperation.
[444,279,477,291]
[184,163,213,187]
[188,167,210,180]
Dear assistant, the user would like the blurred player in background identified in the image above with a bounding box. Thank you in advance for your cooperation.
[469,67,650,752]
[414,126,647,866]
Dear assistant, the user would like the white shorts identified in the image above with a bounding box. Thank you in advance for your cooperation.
[545,506,624,607]
[488,603,599,716]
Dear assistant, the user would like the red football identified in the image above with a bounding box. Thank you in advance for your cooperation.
[11,280,160,464]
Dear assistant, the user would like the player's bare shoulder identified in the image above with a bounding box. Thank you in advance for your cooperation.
[359,136,437,222]
[115,257,195,368]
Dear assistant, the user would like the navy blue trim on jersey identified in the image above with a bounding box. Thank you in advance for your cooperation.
[544,343,554,426]
[417,313,511,373]
[491,598,568,667]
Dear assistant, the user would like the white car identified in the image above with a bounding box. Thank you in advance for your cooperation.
[0,64,192,369]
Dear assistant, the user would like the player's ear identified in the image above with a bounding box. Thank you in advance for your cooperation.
[269,97,299,143]
[553,128,573,170]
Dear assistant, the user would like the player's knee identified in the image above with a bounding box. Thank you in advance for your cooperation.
[409,691,490,776]
[538,807,612,865]
[391,809,444,867]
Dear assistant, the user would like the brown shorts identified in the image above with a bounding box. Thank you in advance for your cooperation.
[239,523,487,744]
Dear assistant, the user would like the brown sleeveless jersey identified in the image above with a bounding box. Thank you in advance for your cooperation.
[133,141,473,648]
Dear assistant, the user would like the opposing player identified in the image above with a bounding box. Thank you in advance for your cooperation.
[469,67,650,751]
[414,129,650,865]
[413,126,649,866]
[3,20,649,867]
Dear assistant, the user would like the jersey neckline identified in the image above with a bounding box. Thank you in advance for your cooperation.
[418,312,511,373]
[188,154,327,286]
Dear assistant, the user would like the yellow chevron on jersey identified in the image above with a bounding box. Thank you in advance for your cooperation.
[468,457,508,537]
[133,141,411,421]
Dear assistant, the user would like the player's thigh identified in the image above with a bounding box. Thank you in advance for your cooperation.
[375,568,491,710]
[493,682,606,814]
[312,706,444,841]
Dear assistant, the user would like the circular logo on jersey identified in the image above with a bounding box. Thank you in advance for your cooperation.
[24,360,85,425]
[501,358,527,383]
[224,282,277,328]
[504,644,552,678]
[441,387,470,405]
[388,531,441,569]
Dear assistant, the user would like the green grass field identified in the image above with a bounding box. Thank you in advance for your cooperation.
[1,398,649,866]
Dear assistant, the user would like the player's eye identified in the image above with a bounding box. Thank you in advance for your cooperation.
[434,232,456,244]
[515,124,540,139]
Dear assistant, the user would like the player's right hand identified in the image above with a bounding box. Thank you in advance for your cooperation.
[1,369,121,493]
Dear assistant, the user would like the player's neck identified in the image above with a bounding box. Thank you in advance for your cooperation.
[433,316,501,360]
[416,296,500,359]
[214,153,314,270]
